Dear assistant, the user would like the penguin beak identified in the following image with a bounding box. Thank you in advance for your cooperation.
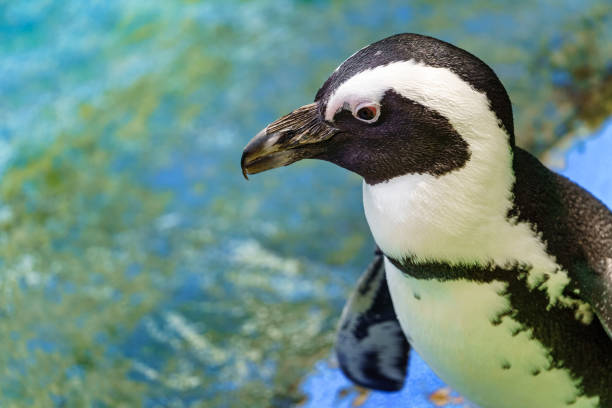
[241,103,337,179]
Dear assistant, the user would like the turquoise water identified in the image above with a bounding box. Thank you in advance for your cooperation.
[1,1,610,407]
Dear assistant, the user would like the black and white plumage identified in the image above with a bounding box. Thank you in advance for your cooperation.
[241,34,612,408]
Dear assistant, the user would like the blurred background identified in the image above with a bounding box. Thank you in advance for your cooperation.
[1,1,610,407]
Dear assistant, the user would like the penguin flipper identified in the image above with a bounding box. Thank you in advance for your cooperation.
[335,249,410,391]
[512,147,612,340]
[574,260,612,340]
[552,165,612,340]
[562,186,612,340]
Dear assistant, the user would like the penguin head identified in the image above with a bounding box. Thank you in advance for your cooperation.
[241,33,514,185]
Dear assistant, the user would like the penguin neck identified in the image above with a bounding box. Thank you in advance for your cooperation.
[362,135,521,265]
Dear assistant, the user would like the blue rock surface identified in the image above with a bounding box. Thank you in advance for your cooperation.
[560,118,612,204]
[301,353,466,408]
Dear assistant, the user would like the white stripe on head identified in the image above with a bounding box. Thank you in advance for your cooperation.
[325,60,507,146]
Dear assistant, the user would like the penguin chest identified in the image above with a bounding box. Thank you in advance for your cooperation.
[384,258,599,408]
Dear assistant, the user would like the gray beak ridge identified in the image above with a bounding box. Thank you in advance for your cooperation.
[241,103,336,179]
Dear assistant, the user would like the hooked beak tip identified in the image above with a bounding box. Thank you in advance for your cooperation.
[240,151,249,180]
[240,103,334,178]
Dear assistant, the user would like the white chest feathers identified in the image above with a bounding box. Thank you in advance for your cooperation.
[384,259,599,408]
[362,172,578,308]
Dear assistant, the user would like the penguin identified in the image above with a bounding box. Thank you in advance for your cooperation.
[240,33,612,408]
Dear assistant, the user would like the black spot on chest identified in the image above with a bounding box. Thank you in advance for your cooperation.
[388,256,612,404]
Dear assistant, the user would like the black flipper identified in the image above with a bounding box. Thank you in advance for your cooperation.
[512,147,612,339]
[335,249,410,391]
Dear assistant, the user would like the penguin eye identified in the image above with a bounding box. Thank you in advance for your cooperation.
[353,102,380,123]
